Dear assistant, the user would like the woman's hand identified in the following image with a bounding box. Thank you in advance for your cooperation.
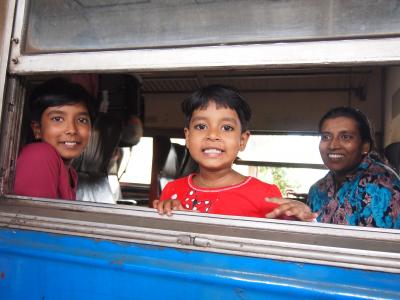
[265,198,318,222]
[153,199,185,216]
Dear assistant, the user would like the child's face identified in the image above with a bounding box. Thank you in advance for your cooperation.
[31,102,91,165]
[184,101,250,172]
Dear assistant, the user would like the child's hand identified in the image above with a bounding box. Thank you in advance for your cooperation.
[153,199,185,216]
[264,198,318,222]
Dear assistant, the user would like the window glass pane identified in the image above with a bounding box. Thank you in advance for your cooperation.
[25,0,400,53]
[232,164,327,194]
[239,135,323,164]
[170,138,185,146]
[119,135,326,193]
[119,137,153,184]
[234,134,326,194]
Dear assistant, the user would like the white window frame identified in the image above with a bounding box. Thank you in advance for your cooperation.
[9,1,400,75]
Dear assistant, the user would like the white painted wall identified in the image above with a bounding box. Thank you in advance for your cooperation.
[144,68,382,135]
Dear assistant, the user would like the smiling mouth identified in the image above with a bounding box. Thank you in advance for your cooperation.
[61,141,80,147]
[203,148,223,154]
[328,153,344,159]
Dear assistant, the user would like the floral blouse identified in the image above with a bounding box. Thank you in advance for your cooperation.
[308,155,400,229]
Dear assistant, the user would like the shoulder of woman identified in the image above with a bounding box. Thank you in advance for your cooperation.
[358,160,400,188]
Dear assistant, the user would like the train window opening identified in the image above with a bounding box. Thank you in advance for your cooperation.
[6,63,387,208]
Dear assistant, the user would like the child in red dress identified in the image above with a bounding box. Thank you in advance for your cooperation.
[153,85,282,218]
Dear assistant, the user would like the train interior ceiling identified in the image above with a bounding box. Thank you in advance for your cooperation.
[22,65,400,205]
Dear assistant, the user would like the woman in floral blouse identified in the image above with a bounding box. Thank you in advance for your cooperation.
[267,106,400,228]
[307,107,400,228]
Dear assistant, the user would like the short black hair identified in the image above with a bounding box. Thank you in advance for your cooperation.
[181,84,251,132]
[318,106,375,152]
[29,77,96,123]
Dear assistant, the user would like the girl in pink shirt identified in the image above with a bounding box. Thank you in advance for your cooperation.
[14,78,94,200]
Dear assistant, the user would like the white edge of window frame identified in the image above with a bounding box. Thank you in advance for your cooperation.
[0,0,17,125]
[3,0,400,274]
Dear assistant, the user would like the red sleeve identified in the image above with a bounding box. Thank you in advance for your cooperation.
[264,183,298,220]
[14,143,61,199]
[258,183,281,215]
[267,184,282,198]
[159,181,174,201]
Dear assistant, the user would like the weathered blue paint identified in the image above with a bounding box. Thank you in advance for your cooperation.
[0,228,399,300]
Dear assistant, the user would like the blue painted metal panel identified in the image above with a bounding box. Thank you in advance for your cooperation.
[1,228,399,300]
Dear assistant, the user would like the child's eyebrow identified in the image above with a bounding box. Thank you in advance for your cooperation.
[190,116,239,123]
[46,109,66,115]
[220,117,240,124]
[190,116,207,122]
[76,112,90,116]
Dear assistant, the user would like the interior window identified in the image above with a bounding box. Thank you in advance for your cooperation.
[118,137,153,185]
[119,134,327,199]
[234,134,327,198]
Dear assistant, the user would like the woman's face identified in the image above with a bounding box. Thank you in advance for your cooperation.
[319,116,370,179]
[31,102,91,165]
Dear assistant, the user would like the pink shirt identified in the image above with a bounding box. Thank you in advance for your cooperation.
[14,142,77,200]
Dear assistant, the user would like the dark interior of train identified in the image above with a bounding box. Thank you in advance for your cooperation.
[20,65,397,207]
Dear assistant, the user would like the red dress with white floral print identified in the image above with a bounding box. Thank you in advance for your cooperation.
[160,174,281,218]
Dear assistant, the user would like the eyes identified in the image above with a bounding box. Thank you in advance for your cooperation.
[193,123,234,132]
[50,115,90,125]
[320,133,355,142]
[77,117,90,124]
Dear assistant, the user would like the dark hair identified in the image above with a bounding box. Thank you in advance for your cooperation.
[29,77,96,123]
[318,106,375,152]
[181,84,251,132]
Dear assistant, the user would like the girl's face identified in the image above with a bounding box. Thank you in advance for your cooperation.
[31,102,91,165]
[184,101,249,173]
[319,116,370,180]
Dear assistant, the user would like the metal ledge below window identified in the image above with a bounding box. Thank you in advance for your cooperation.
[1,195,400,273]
